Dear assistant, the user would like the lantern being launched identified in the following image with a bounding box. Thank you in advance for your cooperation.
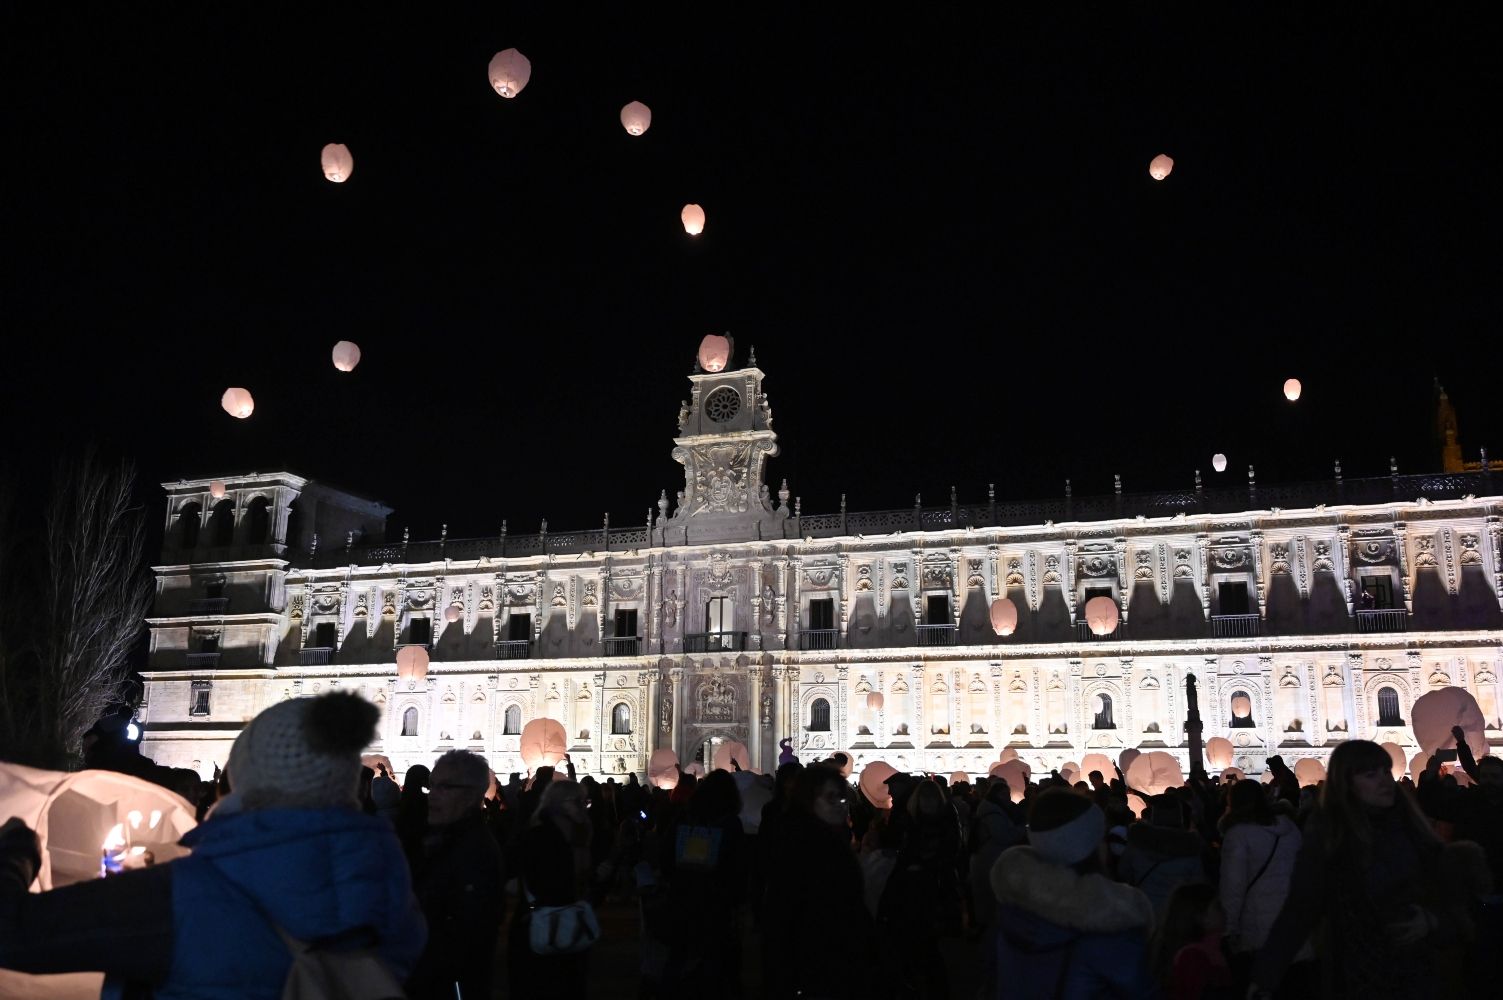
[1126,750,1184,795]
[1205,737,1234,771]
[620,101,652,136]
[989,597,1018,637]
[332,341,361,372]
[220,388,254,419]
[697,333,732,373]
[395,645,429,684]
[648,749,680,790]
[519,718,567,772]
[320,143,353,183]
[681,203,705,236]
[1149,154,1174,181]
[1411,686,1487,760]
[1083,595,1119,636]
[866,691,885,713]
[1283,378,1302,402]
[859,761,897,809]
[487,49,532,98]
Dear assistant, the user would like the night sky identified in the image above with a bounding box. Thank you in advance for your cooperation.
[5,5,1500,545]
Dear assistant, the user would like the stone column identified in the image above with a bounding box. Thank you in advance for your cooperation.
[643,670,662,751]
[669,667,686,759]
[748,666,764,770]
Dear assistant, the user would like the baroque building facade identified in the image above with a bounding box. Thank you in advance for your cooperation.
[141,359,1503,783]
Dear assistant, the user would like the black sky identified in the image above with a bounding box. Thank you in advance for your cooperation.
[4,4,1499,543]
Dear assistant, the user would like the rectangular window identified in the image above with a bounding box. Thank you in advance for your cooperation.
[808,598,835,631]
[614,608,638,637]
[198,632,219,653]
[1217,581,1250,616]
[408,617,432,646]
[189,681,212,717]
[507,613,532,641]
[1360,576,1395,610]
[204,582,225,599]
[705,597,729,633]
[312,621,337,648]
[924,594,950,625]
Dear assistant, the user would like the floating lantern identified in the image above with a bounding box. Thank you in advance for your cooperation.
[220,388,254,419]
[1205,737,1235,771]
[1118,747,1141,774]
[649,748,679,790]
[859,761,897,809]
[1230,693,1253,721]
[1083,595,1119,636]
[332,341,361,372]
[519,718,567,771]
[1149,154,1174,181]
[1283,378,1302,402]
[831,751,854,778]
[697,333,731,372]
[444,605,462,624]
[395,645,429,683]
[681,203,705,236]
[999,748,1019,765]
[866,691,885,712]
[1409,752,1428,782]
[1080,753,1114,782]
[1412,686,1487,759]
[712,740,750,773]
[989,597,1018,637]
[1126,750,1184,795]
[320,143,353,183]
[1294,759,1326,786]
[1212,453,1228,473]
[1221,767,1247,783]
[685,762,705,778]
[1127,793,1148,818]
[1060,762,1081,783]
[950,771,969,785]
[487,49,532,98]
[209,480,227,500]
[620,101,652,136]
[1380,741,1407,781]
[997,759,1030,802]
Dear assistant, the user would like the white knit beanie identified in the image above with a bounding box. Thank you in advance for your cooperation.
[226,691,378,809]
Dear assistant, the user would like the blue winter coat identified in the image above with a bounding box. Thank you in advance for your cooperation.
[990,846,1159,1000]
[155,808,427,999]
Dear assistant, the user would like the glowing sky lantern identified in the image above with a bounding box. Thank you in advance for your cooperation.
[487,48,532,98]
[209,480,227,500]
[1118,747,1141,774]
[1411,686,1487,760]
[712,740,750,773]
[1221,767,1246,783]
[648,748,679,790]
[320,143,353,183]
[1060,762,1081,783]
[1380,741,1408,781]
[1230,693,1253,721]
[1149,153,1174,180]
[681,203,705,236]
[831,751,854,778]
[866,691,885,712]
[697,333,731,372]
[1212,453,1228,473]
[220,388,254,419]
[444,605,462,624]
[1080,753,1114,782]
[1127,750,1184,795]
[989,597,1018,637]
[1205,736,1234,771]
[859,761,897,809]
[332,341,361,372]
[997,759,1030,802]
[395,644,429,684]
[999,747,1019,765]
[1294,758,1326,786]
[685,762,705,778]
[1283,378,1302,402]
[620,101,652,136]
[1083,595,1119,636]
[519,718,567,771]
[950,771,969,785]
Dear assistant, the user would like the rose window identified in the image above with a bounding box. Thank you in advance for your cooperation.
[703,386,741,423]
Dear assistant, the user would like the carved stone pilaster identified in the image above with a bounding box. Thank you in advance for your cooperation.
[1196,534,1212,620]
[1394,522,1413,614]
[1250,530,1267,618]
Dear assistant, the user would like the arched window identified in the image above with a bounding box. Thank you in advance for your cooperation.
[244,496,271,545]
[1230,689,1256,728]
[1092,693,1115,730]
[1376,686,1403,726]
[503,704,522,735]
[612,703,632,734]
[810,698,831,731]
[401,706,419,737]
[208,499,235,546]
[177,502,202,548]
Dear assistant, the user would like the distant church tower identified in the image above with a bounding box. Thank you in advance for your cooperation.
[656,339,789,544]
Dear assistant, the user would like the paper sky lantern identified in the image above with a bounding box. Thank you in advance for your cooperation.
[444,605,462,624]
[620,101,652,136]
[1231,693,1253,720]
[1260,769,1275,784]
[1083,595,1119,636]
[866,691,885,712]
[1409,752,1428,782]
[1126,793,1148,818]
[859,761,897,809]
[1080,753,1114,782]
[999,748,1019,765]
[1060,762,1081,783]
[1221,767,1247,783]
[1127,750,1184,795]
[395,645,429,684]
[1412,686,1487,760]
[1283,378,1302,402]
[712,740,750,774]
[1205,736,1235,771]
[697,333,731,372]
[208,480,227,500]
[989,597,1018,637]
[519,718,568,772]
[684,762,705,778]
[681,203,705,236]
[648,748,679,790]
[487,49,532,98]
[950,771,969,785]
[997,759,1030,802]
[320,143,353,183]
[1149,154,1174,181]
[1212,453,1228,473]
[1380,741,1407,781]
[220,387,254,419]
[1294,758,1326,786]
[1118,747,1141,774]
[987,760,1010,778]
[332,341,361,372]
[831,751,854,778]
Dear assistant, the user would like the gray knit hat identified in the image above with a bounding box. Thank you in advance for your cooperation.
[226,692,378,809]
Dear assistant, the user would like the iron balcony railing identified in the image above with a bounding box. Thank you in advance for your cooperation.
[496,639,533,660]
[1211,614,1262,639]
[604,636,642,657]
[189,598,229,616]
[1075,621,1127,642]
[299,647,333,666]
[1356,609,1408,634]
[799,629,839,651]
[186,652,221,667]
[684,631,748,653]
[915,624,958,647]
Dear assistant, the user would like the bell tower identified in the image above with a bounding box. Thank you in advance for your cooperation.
[656,342,788,544]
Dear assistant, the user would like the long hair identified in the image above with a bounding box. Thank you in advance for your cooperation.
[1149,882,1219,985]
[1221,776,1274,833]
[1320,739,1437,859]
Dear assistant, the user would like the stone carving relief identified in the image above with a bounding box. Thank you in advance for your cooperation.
[1268,543,1291,575]
[477,586,495,612]
[381,591,398,617]
[507,584,536,607]
[289,595,305,621]
[855,564,873,591]
[698,676,736,723]
[550,584,567,608]
[1355,539,1394,564]
[1005,557,1024,586]
[1213,547,1249,570]
[688,442,754,514]
[1311,540,1333,573]
[891,563,909,590]
[1082,554,1114,577]
[1134,551,1153,580]
[922,562,954,588]
[804,565,837,587]
[1173,549,1195,579]
[582,581,598,608]
[1413,535,1438,567]
[1042,555,1061,584]
[1459,533,1482,565]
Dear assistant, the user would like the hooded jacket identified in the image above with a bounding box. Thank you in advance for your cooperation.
[990,845,1159,999]
[1219,814,1300,950]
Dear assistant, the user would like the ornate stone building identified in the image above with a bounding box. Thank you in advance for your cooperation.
[141,358,1503,783]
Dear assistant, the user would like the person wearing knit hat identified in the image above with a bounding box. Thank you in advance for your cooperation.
[988,788,1157,998]
[0,691,427,998]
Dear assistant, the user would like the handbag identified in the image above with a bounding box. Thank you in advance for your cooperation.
[528,900,601,955]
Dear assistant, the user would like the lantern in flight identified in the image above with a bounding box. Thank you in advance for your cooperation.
[1205,737,1234,771]
[487,49,532,98]
[1127,750,1184,795]
[1283,378,1302,401]
[1412,686,1487,760]
[866,691,885,713]
[1083,596,1119,636]
[332,341,361,372]
[681,203,705,236]
[209,480,227,500]
[396,645,429,684]
[697,333,731,372]
[859,761,897,809]
[519,719,567,771]
[620,101,652,136]
[649,749,679,790]
[444,605,462,624]
[320,143,353,183]
[1149,154,1174,181]
[221,388,254,419]
[1212,453,1228,473]
[989,597,1018,637]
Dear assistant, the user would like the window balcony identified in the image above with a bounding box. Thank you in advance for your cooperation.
[684,631,747,653]
[604,636,642,657]
[299,647,333,666]
[1356,609,1408,634]
[189,597,229,616]
[496,639,534,660]
[186,652,221,667]
[1074,621,1127,642]
[915,624,957,647]
[799,629,839,651]
[1210,614,1262,639]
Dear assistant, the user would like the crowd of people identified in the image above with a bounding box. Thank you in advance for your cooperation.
[1,689,1500,999]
